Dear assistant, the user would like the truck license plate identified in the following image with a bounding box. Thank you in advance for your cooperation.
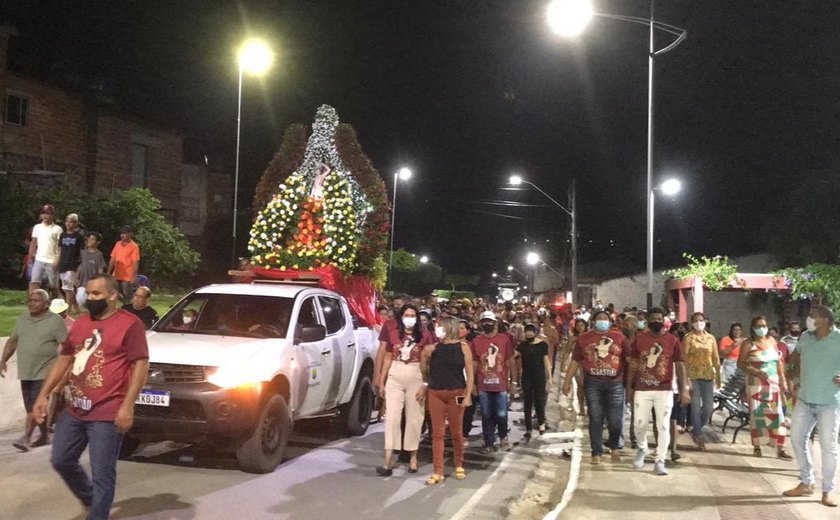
[136,389,170,407]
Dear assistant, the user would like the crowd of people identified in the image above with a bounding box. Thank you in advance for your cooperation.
[372,295,840,507]
[1,203,154,519]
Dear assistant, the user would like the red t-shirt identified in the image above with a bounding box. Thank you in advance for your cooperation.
[471,333,515,392]
[631,331,683,391]
[572,330,631,382]
[381,321,432,364]
[61,309,149,421]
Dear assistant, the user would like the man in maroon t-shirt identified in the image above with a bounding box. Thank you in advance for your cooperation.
[626,307,690,475]
[471,311,515,453]
[32,274,149,519]
[562,310,632,464]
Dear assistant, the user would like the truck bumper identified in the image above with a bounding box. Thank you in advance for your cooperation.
[132,382,262,443]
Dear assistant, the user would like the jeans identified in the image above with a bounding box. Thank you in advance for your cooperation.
[634,390,674,463]
[584,376,625,456]
[790,400,840,493]
[721,359,739,383]
[51,411,124,520]
[479,391,509,447]
[691,379,715,437]
[522,377,547,432]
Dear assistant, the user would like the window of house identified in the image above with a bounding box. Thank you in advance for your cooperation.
[131,143,149,187]
[5,94,29,126]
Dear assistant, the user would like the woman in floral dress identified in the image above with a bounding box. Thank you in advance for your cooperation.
[737,315,793,459]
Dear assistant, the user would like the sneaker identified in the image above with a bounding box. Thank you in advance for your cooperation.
[12,436,30,452]
[500,438,511,451]
[30,435,49,448]
[632,449,647,470]
[591,455,602,465]
[538,424,547,434]
[479,445,498,455]
[653,460,668,476]
[610,450,621,462]
[523,431,532,439]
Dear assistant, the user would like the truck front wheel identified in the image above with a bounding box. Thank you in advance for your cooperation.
[344,375,374,436]
[235,394,292,473]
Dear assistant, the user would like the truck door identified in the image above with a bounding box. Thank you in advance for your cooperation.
[318,295,355,407]
[294,296,335,415]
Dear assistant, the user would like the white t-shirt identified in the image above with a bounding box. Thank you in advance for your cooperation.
[32,223,63,263]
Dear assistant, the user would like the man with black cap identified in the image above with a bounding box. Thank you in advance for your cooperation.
[29,204,63,297]
[108,225,140,302]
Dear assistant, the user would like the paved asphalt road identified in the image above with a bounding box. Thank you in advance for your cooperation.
[0,402,546,520]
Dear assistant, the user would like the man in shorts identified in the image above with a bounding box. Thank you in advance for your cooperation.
[58,213,85,314]
[0,289,68,451]
[29,204,63,297]
[108,225,140,303]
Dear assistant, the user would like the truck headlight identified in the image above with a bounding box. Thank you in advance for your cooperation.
[205,366,262,389]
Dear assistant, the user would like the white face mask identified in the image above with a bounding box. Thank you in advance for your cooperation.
[806,316,817,331]
[402,317,417,329]
[435,326,445,340]
[692,321,706,332]
[183,317,193,325]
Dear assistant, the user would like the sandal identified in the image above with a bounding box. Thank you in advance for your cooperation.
[777,449,793,461]
[425,474,444,486]
[454,467,466,480]
[753,447,762,458]
[375,466,393,476]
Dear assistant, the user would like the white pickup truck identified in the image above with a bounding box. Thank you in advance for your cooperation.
[126,281,379,473]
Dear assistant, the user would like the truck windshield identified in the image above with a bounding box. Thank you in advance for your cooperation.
[154,293,294,339]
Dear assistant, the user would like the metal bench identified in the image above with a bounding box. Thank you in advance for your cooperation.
[714,372,750,443]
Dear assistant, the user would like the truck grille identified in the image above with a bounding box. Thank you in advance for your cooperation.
[148,363,206,383]
[135,399,206,421]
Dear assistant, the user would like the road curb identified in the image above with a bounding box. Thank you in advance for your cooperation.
[506,370,581,519]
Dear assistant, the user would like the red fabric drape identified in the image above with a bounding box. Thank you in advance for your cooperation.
[250,266,381,327]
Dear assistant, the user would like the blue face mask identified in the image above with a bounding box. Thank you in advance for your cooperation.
[637,320,646,330]
[594,320,610,333]
[753,326,768,338]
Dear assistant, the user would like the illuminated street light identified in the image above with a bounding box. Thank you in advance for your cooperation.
[544,0,687,310]
[509,174,523,186]
[492,272,498,278]
[232,37,273,267]
[660,178,681,196]
[526,252,540,266]
[388,167,414,289]
[546,0,594,37]
[419,255,429,264]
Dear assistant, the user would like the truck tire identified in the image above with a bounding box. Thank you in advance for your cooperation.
[235,394,292,473]
[344,375,374,436]
[118,435,141,460]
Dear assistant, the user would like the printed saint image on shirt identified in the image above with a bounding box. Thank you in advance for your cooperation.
[585,337,620,377]
[639,342,667,387]
[480,343,502,382]
[398,337,417,361]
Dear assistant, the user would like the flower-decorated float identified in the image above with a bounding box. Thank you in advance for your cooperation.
[240,105,390,326]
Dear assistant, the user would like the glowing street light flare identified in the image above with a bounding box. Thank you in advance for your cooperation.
[507,265,514,271]
[398,167,413,181]
[238,39,273,75]
[509,175,523,186]
[492,272,498,278]
[660,178,682,196]
[526,252,540,266]
[419,255,429,264]
[546,0,594,37]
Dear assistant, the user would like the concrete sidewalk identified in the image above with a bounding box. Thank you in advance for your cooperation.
[561,395,837,520]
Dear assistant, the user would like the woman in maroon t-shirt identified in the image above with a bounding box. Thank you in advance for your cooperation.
[375,304,432,475]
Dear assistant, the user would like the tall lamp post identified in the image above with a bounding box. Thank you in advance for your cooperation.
[387,167,413,290]
[232,38,273,268]
[546,0,687,310]
[511,175,577,305]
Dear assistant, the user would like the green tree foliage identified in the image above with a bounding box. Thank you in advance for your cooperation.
[775,264,840,309]
[0,181,199,282]
[663,253,739,291]
[389,249,443,296]
[765,170,840,265]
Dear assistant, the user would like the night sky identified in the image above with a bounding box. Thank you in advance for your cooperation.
[4,1,839,279]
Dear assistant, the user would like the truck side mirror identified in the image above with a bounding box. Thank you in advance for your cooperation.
[298,324,326,343]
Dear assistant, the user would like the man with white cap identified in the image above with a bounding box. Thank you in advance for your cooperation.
[471,310,516,453]
[0,289,67,451]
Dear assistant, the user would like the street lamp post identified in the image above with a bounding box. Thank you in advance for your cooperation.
[546,0,686,310]
[232,38,273,268]
[388,167,412,290]
[511,175,577,305]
